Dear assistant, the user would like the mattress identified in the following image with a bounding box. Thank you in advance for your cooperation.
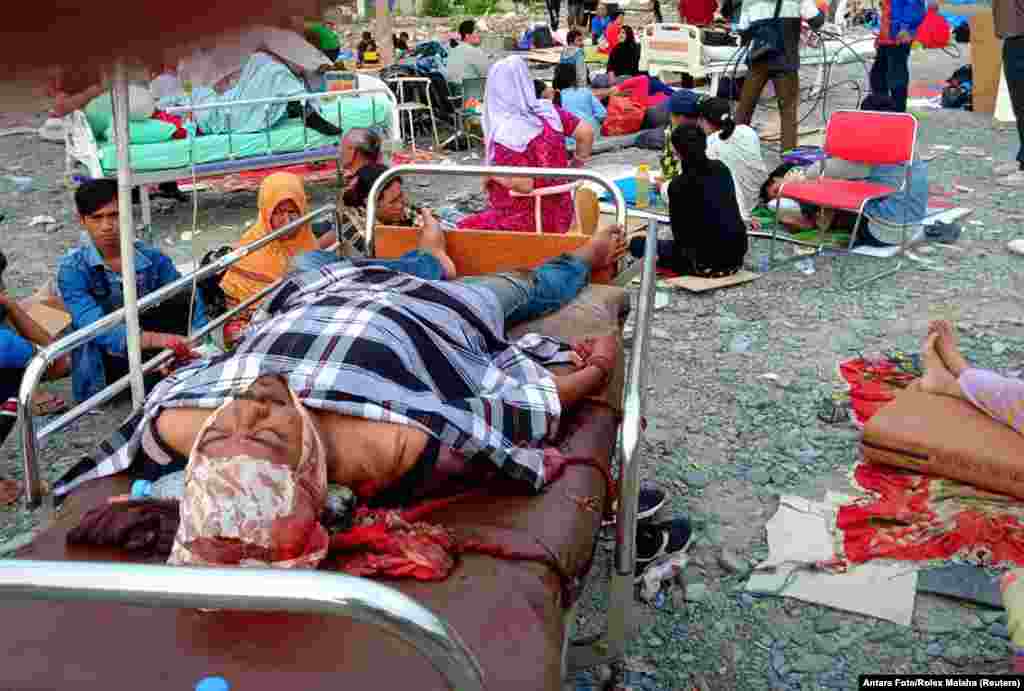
[702,38,876,65]
[97,95,393,175]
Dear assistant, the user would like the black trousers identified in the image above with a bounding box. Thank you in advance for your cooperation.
[1004,36,1024,167]
[102,293,195,396]
[0,367,22,447]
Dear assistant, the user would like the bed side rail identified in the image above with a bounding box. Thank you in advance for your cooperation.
[17,204,338,508]
[0,560,484,691]
[365,165,656,670]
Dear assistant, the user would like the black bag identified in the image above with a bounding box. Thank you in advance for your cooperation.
[532,26,556,48]
[742,0,785,65]
[196,245,233,319]
[954,22,970,43]
[703,29,738,47]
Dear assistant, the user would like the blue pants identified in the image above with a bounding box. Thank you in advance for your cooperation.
[293,249,590,328]
[869,44,911,113]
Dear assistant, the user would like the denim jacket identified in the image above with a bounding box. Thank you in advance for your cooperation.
[56,232,208,402]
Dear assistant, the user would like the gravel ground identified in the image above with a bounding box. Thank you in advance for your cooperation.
[1,20,1021,690]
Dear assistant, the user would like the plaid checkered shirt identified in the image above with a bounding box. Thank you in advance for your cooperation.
[54,265,573,497]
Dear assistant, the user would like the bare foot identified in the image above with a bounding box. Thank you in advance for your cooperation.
[919,333,965,399]
[417,210,456,280]
[929,319,970,377]
[573,225,627,269]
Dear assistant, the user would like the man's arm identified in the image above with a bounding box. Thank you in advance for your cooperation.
[0,297,69,380]
[553,365,608,408]
[572,120,595,162]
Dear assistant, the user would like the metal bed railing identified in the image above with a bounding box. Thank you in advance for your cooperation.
[17,204,338,507]
[16,166,658,685]
[364,164,658,673]
[0,560,484,691]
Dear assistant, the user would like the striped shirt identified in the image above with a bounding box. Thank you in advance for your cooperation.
[55,266,573,497]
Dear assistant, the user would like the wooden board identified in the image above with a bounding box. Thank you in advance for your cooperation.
[661,270,760,292]
[18,301,71,337]
[971,10,1002,115]
[527,48,565,65]
[374,225,615,283]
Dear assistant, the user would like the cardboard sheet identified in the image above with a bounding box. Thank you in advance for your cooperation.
[745,494,919,626]
[661,270,761,292]
[19,302,71,337]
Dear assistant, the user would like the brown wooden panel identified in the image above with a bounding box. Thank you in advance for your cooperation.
[374,226,615,284]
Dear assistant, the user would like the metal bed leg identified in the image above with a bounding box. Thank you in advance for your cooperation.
[139,183,153,246]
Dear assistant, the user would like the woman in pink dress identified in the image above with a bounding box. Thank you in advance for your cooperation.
[457,56,595,234]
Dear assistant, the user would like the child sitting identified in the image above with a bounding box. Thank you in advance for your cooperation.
[357,32,380,66]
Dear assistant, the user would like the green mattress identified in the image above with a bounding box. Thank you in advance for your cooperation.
[98,95,393,174]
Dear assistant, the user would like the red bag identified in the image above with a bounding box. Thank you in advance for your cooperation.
[916,7,951,49]
[602,95,645,137]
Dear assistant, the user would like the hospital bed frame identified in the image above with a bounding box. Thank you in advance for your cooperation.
[11,166,658,688]
[638,22,875,114]
[64,82,402,243]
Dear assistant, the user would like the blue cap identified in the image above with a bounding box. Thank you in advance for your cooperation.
[667,89,700,116]
[195,677,230,691]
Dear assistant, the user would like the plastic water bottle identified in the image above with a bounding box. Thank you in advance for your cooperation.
[635,164,650,209]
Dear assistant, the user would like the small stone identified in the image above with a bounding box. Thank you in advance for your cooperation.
[815,637,843,656]
[815,615,842,634]
[993,342,1008,356]
[685,471,710,489]
[790,653,833,674]
[942,645,970,667]
[750,469,772,485]
[685,583,709,603]
[926,641,944,657]
[990,622,1011,640]
[647,635,664,647]
[718,548,748,574]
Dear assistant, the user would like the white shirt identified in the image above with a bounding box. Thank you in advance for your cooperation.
[706,124,768,222]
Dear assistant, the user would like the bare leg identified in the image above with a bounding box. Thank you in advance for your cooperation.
[417,209,456,280]
[928,319,970,377]
[919,332,967,399]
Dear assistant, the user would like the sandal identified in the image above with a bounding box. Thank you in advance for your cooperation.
[635,517,694,581]
[0,478,21,505]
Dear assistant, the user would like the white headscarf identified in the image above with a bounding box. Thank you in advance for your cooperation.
[482,55,564,164]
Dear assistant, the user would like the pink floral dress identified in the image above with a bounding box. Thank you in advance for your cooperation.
[458,107,581,234]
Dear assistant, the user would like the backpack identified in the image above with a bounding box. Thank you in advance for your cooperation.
[602,95,646,136]
[196,245,233,319]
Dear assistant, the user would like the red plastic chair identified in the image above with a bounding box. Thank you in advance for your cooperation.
[772,109,918,289]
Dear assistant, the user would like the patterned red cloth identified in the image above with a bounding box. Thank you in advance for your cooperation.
[837,462,1024,566]
[838,357,916,428]
[151,110,193,140]
[457,108,580,234]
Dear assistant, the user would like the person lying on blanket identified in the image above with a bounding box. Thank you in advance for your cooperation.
[915,320,1024,435]
[54,226,628,519]
[175,25,341,136]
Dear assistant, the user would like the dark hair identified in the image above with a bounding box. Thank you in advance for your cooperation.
[401,32,409,39]
[759,162,797,203]
[361,31,372,41]
[75,179,118,216]
[698,97,736,140]
[860,93,900,113]
[622,26,636,44]
[343,164,397,208]
[553,62,578,94]
[459,20,476,39]
[671,123,709,173]
[534,79,548,100]
[566,29,581,45]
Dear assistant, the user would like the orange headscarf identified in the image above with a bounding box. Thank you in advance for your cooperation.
[220,172,318,305]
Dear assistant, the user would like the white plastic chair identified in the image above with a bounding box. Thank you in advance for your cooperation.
[385,76,440,149]
[509,182,599,235]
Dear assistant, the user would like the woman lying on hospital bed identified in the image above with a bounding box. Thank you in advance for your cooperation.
[54,226,628,562]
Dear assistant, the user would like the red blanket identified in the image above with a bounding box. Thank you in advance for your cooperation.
[837,462,1024,566]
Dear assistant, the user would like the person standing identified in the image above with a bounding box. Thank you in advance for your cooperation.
[680,0,718,26]
[734,0,825,153]
[994,0,1024,178]
[869,0,926,112]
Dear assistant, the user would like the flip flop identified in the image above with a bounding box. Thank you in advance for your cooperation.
[0,478,21,505]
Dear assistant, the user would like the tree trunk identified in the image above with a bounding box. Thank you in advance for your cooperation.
[375,0,394,66]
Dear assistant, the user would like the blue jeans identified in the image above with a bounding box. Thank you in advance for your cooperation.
[869,44,911,113]
[294,250,590,329]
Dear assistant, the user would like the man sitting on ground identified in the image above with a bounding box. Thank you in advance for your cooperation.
[447,20,491,86]
[57,180,208,402]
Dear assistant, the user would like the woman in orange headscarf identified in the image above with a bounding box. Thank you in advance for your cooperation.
[220,172,331,347]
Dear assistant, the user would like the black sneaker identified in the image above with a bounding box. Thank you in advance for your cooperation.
[602,487,667,527]
[635,517,694,579]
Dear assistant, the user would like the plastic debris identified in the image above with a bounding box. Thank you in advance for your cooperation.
[729,334,753,354]
[795,257,816,275]
[28,215,56,227]
[639,550,689,602]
